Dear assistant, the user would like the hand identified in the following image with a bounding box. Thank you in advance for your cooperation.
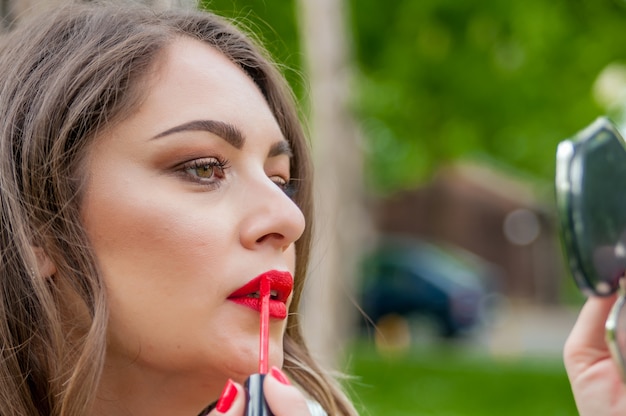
[209,367,312,416]
[564,295,626,415]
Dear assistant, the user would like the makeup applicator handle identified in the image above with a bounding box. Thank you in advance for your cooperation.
[244,373,274,416]
[245,275,274,415]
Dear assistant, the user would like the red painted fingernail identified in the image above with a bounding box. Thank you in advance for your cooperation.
[270,366,291,385]
[216,379,237,413]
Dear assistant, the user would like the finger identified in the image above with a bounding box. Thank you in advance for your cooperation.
[264,367,312,415]
[566,296,616,352]
[208,379,246,416]
[564,295,617,375]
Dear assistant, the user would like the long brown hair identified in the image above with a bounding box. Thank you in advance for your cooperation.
[0,2,357,415]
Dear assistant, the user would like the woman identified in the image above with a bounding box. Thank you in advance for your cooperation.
[0,2,358,415]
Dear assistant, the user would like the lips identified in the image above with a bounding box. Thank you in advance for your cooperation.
[227,270,293,319]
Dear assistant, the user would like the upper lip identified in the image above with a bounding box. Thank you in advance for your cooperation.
[227,270,293,302]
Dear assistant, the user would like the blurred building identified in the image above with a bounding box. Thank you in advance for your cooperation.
[374,161,565,304]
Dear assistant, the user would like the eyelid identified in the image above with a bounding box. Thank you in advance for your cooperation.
[266,152,293,190]
[178,156,230,188]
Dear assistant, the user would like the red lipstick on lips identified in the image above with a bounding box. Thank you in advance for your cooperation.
[236,273,286,416]
[227,270,293,320]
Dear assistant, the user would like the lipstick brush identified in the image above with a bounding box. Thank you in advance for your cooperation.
[244,276,274,416]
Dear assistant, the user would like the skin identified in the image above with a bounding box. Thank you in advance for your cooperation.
[564,295,626,415]
[80,36,310,416]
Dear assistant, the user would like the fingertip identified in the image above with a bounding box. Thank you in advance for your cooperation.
[269,366,291,385]
[210,379,245,415]
[264,371,311,415]
[568,296,616,344]
[564,295,617,370]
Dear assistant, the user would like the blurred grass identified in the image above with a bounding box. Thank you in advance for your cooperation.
[345,341,577,416]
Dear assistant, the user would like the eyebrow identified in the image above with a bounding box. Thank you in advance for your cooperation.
[268,140,293,158]
[151,119,293,158]
[151,120,245,149]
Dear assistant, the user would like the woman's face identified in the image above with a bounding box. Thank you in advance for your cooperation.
[80,37,305,394]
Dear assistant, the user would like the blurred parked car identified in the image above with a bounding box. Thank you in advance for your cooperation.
[359,237,497,337]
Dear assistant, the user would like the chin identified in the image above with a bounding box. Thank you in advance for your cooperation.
[226,350,284,383]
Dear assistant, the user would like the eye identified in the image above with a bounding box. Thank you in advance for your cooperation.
[271,175,297,199]
[180,157,229,187]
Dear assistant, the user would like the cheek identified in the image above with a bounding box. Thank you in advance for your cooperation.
[80,167,240,340]
[81,157,234,278]
[97,207,210,262]
[81,193,239,365]
[85,201,239,306]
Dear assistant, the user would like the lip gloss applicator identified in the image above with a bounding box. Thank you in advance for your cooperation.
[244,276,274,416]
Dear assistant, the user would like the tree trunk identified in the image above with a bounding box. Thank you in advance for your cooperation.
[297,0,369,368]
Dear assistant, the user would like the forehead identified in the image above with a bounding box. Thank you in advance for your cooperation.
[133,36,283,142]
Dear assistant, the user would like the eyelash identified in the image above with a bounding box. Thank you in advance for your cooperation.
[272,176,297,199]
[180,157,230,189]
[179,157,297,198]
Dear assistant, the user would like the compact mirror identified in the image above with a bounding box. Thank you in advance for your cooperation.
[556,117,626,296]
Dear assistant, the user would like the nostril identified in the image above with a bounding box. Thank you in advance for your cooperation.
[255,232,284,244]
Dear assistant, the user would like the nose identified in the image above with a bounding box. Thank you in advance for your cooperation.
[239,177,306,252]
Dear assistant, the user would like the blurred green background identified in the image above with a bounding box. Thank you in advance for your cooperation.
[201,0,626,414]
[348,342,577,416]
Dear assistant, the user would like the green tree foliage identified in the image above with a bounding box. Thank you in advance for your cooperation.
[201,0,305,101]
[350,0,626,191]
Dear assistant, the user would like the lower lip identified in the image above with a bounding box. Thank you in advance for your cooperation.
[228,297,287,320]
